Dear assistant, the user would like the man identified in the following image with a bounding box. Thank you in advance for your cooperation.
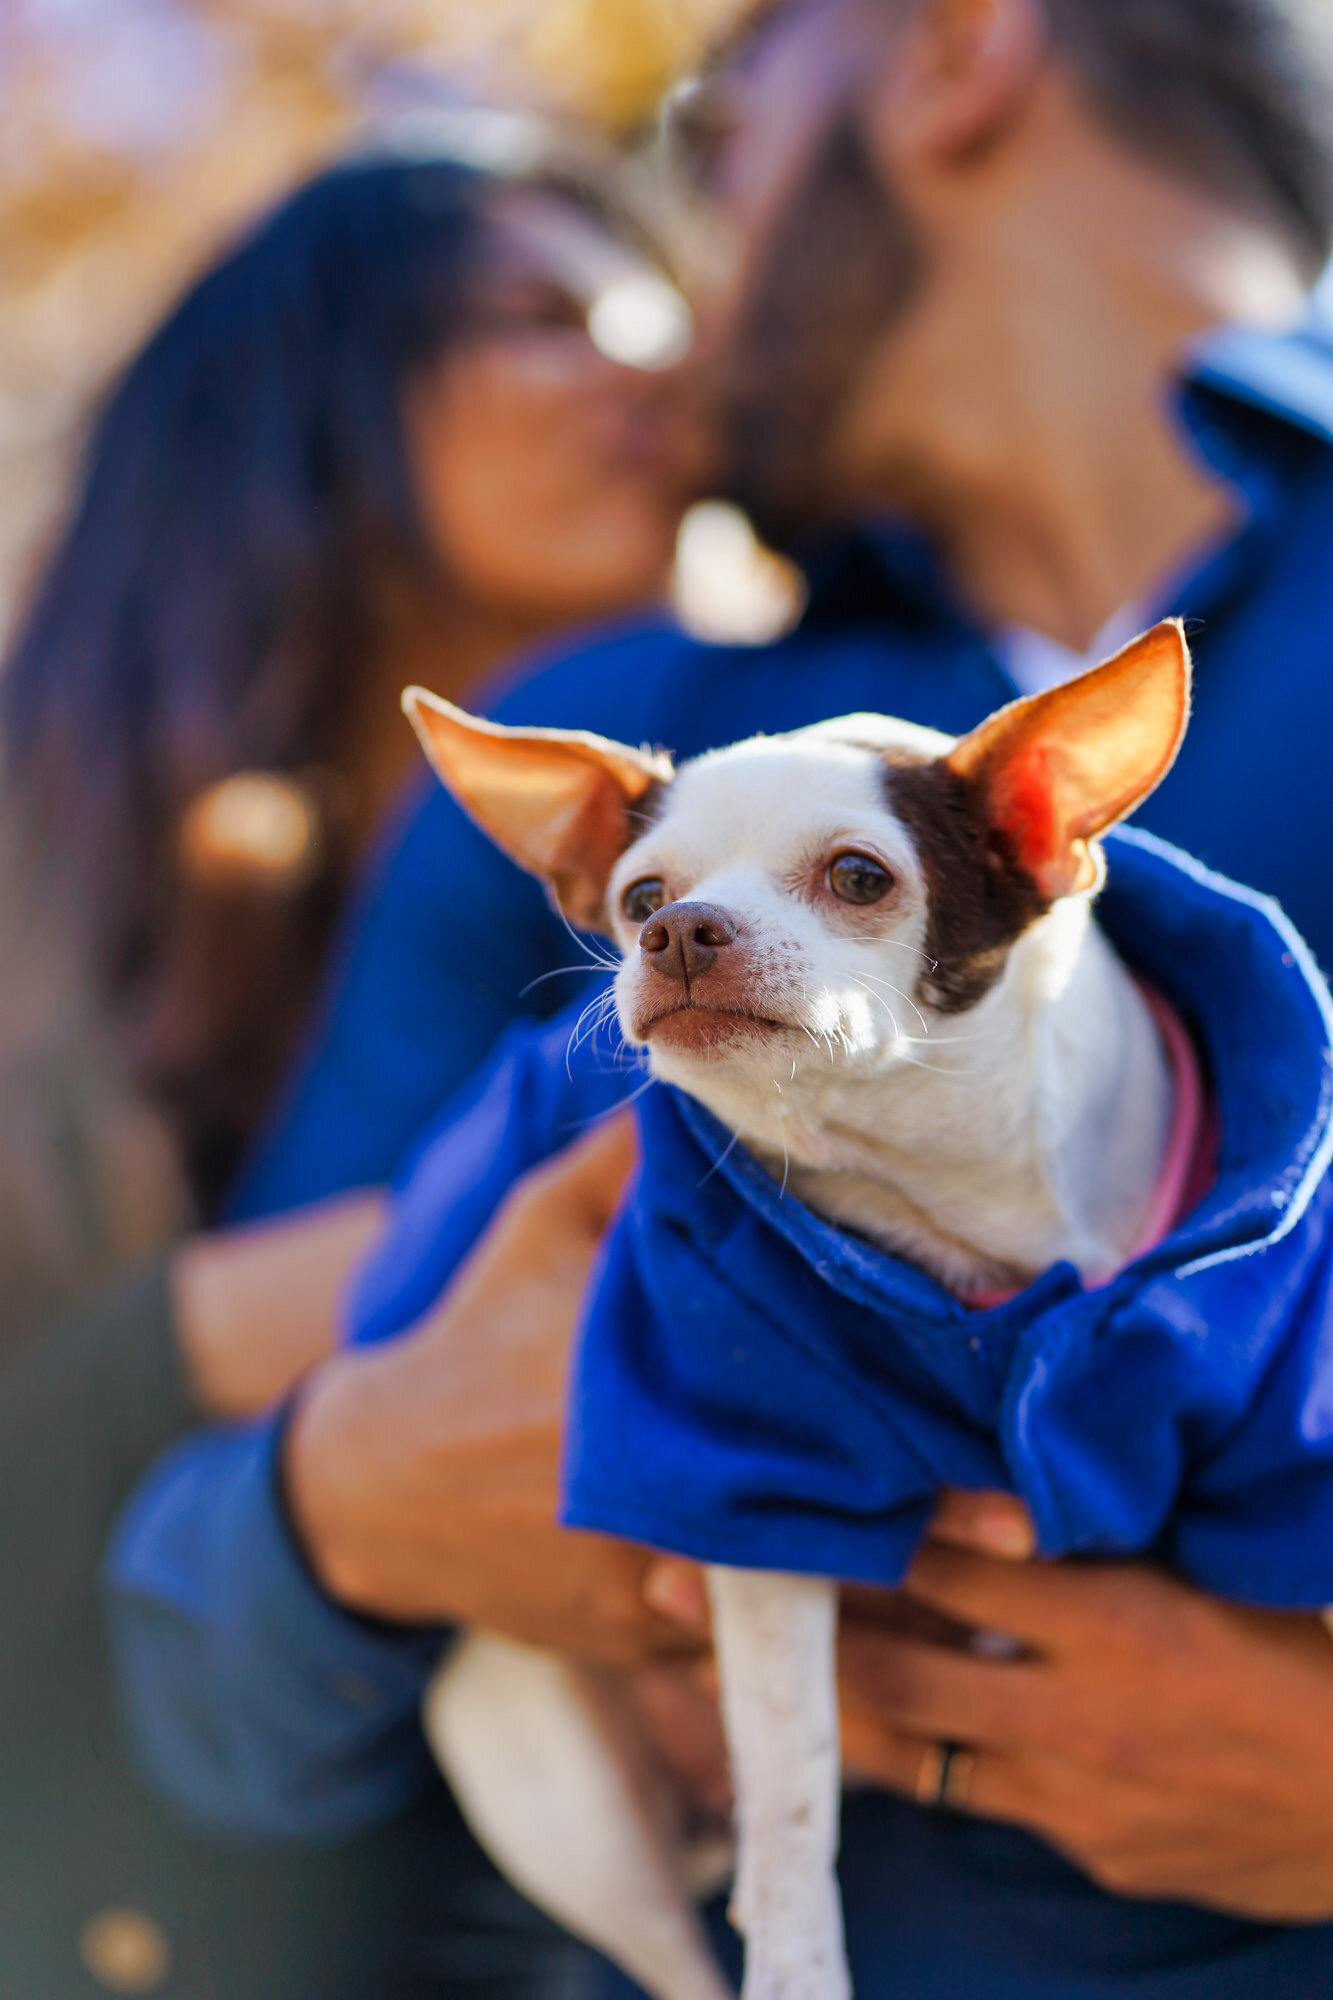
[111,2,1333,1993]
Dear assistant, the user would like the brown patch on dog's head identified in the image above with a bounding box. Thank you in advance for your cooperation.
[885,620,1192,1012]
[884,755,1049,1012]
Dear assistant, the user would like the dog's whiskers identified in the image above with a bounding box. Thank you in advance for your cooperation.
[698,1125,742,1188]
[896,1029,983,1049]
[576,1070,655,1126]
[853,970,930,1038]
[565,986,620,1076]
[871,939,937,967]
[554,905,622,974]
[522,963,619,998]
[848,976,902,1041]
[817,987,846,1066]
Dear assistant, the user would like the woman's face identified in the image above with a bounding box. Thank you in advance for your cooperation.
[405,189,708,627]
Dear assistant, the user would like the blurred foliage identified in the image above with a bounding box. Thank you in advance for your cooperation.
[0,0,747,640]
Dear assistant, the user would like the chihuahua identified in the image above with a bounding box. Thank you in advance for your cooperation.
[403,621,1191,2000]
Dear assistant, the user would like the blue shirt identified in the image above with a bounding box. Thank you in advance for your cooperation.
[112,317,1333,1998]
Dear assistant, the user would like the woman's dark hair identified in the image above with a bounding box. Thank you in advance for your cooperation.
[1,153,489,1212]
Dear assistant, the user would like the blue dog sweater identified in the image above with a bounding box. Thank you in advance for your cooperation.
[352,827,1333,1609]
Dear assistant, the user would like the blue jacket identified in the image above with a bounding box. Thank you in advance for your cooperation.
[111,317,1333,1999]
[344,818,1333,1604]
[349,829,1333,1605]
[561,831,1333,1603]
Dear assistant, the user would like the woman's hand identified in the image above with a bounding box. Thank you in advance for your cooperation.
[173,1190,386,1419]
[284,1116,694,1668]
[836,1491,1333,1922]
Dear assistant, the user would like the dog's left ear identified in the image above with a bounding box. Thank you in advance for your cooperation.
[946,619,1192,899]
[403,689,674,929]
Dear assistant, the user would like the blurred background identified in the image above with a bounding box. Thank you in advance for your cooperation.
[9,5,1333,1998]
[0,0,788,650]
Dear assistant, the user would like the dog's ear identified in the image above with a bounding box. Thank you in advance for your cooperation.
[403,689,674,929]
[946,620,1191,900]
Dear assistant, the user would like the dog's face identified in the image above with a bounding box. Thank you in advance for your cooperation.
[601,716,948,1097]
[405,622,1190,1137]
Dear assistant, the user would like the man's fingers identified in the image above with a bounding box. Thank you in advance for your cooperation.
[839,1708,1043,1831]
[838,1623,1054,1753]
[904,1539,1104,1649]
[643,1557,711,1631]
[839,1701,1131,1862]
[839,1709,936,1793]
[930,1488,1036,1560]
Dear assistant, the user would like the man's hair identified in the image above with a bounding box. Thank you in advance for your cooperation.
[1041,0,1333,274]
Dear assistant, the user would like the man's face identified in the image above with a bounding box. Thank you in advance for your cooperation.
[680,0,926,546]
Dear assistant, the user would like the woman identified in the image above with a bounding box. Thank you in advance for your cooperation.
[0,135,698,2000]
[2,136,696,1217]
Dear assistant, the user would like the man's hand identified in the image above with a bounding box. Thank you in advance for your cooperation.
[285,1117,692,1667]
[836,1491,1333,1923]
[646,1493,1333,1920]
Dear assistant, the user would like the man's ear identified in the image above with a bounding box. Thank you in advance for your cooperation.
[871,0,1047,167]
[403,689,674,930]
[946,620,1192,899]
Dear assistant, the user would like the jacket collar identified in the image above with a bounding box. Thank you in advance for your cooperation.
[1187,312,1333,446]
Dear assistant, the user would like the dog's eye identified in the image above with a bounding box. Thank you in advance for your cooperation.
[828,852,895,906]
[622,877,667,924]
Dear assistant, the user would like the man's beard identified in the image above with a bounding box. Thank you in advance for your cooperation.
[717,114,925,551]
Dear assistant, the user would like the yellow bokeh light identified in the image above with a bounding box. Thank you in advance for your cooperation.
[178,772,322,890]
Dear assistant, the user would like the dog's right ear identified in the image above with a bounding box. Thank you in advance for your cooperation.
[403,689,674,930]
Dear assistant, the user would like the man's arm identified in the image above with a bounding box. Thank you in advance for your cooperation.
[106,1118,694,1839]
[106,1413,444,1838]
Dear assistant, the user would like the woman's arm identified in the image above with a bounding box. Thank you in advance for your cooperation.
[173,1191,384,1419]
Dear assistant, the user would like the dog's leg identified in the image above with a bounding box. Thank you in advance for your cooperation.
[707,1568,848,2000]
[426,1633,734,2000]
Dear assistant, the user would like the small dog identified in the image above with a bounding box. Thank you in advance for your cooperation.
[403,621,1191,2000]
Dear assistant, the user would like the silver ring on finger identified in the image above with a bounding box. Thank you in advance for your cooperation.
[915,1741,976,1813]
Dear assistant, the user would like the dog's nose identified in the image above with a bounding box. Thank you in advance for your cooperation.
[639,901,737,983]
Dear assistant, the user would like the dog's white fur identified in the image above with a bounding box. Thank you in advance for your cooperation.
[603,714,1171,1297]
[411,629,1190,2000]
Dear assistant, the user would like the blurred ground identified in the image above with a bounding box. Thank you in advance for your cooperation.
[0,0,748,647]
